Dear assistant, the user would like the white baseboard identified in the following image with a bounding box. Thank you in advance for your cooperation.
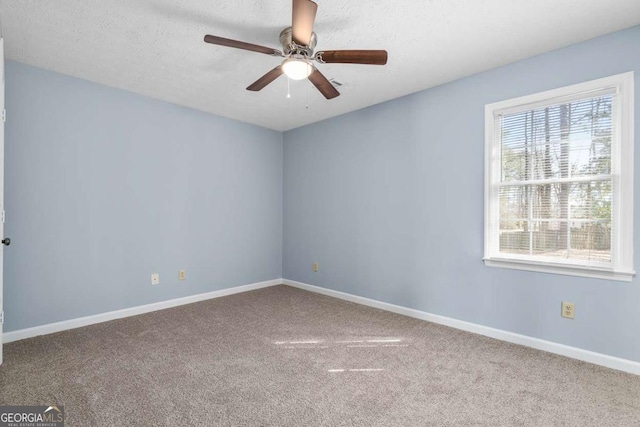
[3,279,283,343]
[282,279,640,376]
[6,277,638,375]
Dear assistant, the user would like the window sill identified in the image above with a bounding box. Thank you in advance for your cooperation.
[483,258,635,282]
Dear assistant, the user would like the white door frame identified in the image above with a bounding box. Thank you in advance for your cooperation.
[1,36,5,365]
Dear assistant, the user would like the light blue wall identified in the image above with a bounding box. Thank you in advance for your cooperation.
[283,26,640,362]
[4,61,283,332]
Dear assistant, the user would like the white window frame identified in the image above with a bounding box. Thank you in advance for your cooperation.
[484,72,635,282]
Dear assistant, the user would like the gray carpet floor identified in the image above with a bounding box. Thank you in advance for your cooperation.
[1,285,639,426]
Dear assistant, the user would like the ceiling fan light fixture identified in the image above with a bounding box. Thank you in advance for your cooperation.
[282,56,313,80]
[203,0,387,99]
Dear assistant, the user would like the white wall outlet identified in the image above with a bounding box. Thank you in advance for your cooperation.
[179,270,186,281]
[151,273,160,285]
[313,262,319,272]
[561,301,575,319]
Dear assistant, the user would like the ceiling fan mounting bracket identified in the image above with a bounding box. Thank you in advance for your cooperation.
[279,27,316,57]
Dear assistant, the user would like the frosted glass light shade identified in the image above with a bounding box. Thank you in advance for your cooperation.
[282,58,313,80]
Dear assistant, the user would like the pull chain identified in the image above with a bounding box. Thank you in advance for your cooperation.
[305,80,309,109]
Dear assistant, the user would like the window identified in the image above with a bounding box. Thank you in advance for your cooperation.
[484,73,634,281]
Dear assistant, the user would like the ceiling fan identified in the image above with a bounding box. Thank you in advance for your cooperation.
[203,0,388,100]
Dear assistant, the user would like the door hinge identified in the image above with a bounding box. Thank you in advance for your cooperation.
[1,109,5,123]
[1,210,4,223]
[0,311,4,325]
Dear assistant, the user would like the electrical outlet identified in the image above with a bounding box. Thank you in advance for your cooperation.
[151,273,160,285]
[179,270,186,281]
[313,262,319,272]
[561,301,575,319]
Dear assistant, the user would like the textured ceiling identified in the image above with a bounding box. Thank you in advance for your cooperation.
[1,1,640,131]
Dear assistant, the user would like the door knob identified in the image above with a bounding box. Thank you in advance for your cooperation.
[2,237,10,246]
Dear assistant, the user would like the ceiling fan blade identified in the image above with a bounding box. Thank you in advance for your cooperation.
[315,50,388,65]
[308,68,340,100]
[204,35,283,56]
[292,0,318,46]
[246,66,284,91]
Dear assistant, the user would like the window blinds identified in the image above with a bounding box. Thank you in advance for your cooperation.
[495,92,615,265]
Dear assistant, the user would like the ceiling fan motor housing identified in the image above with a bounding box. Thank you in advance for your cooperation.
[279,27,317,57]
